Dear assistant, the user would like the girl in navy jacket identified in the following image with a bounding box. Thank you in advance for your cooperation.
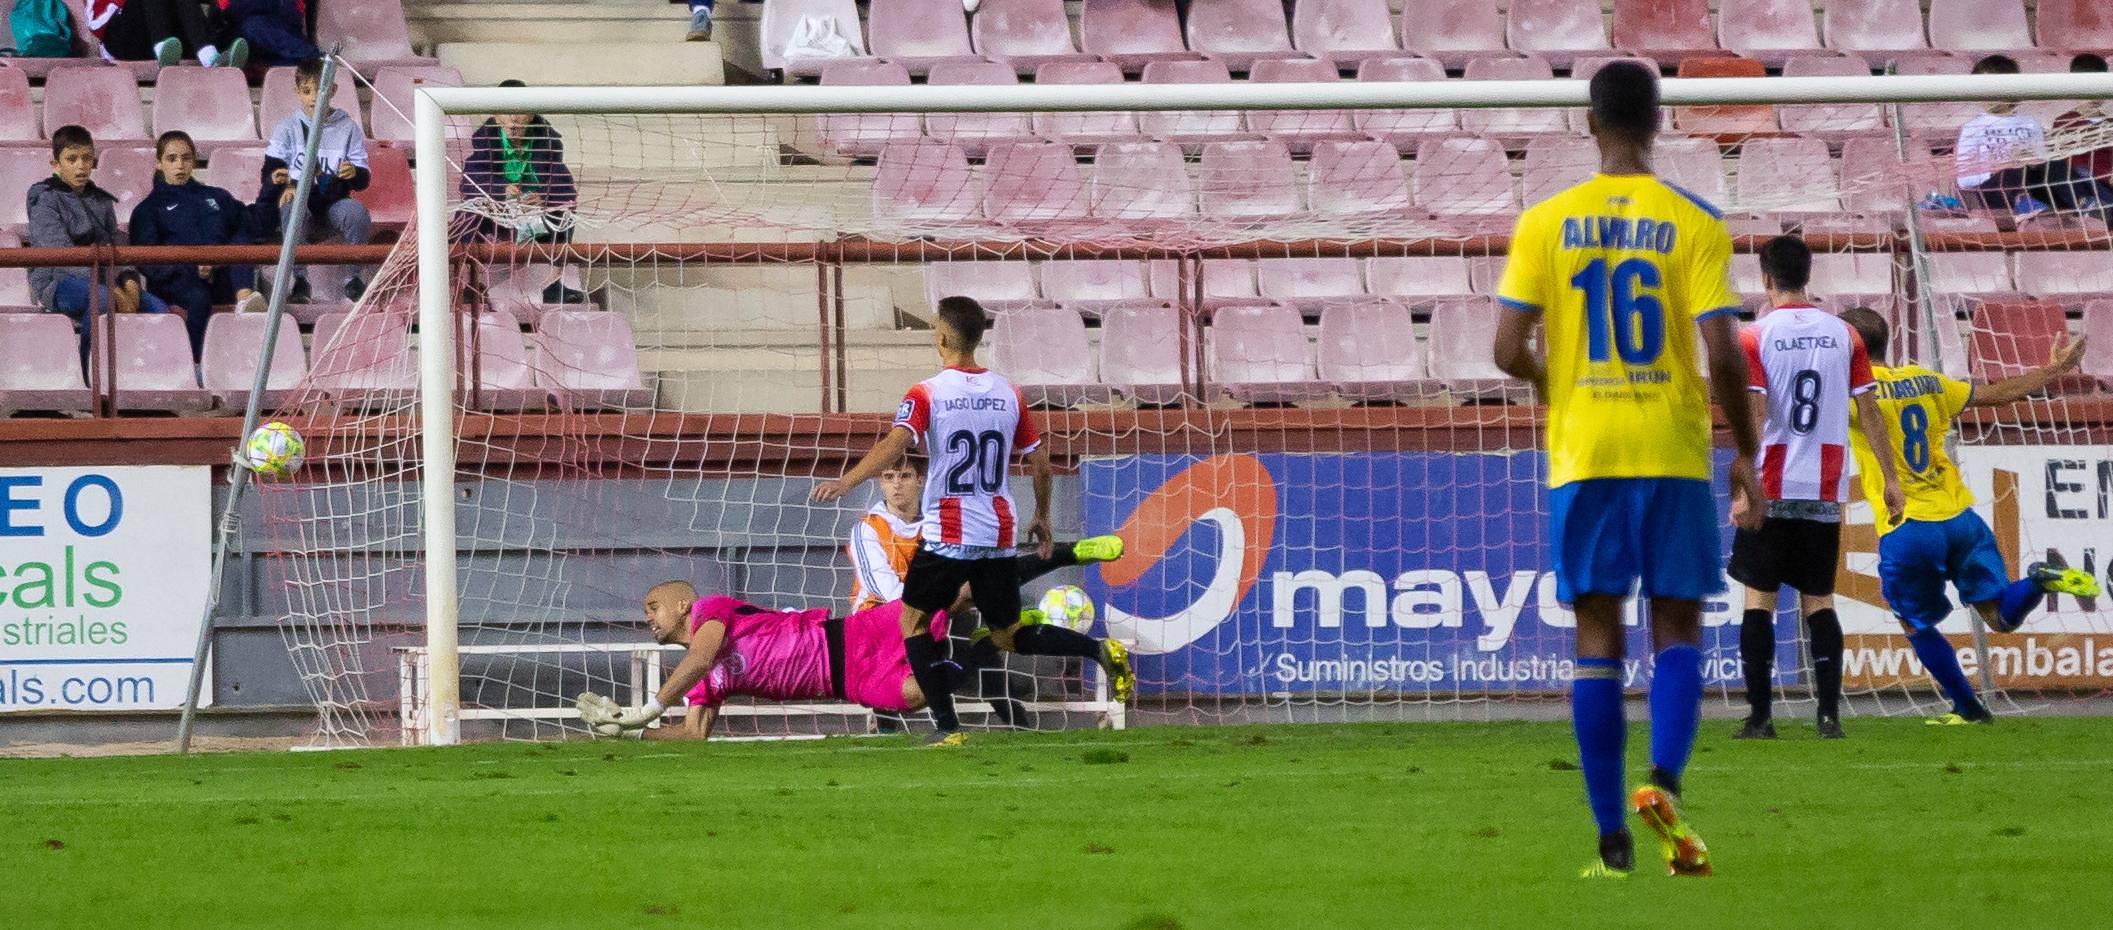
[129,131,262,358]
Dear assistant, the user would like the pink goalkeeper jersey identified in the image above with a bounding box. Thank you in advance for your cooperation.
[1739,305,1876,503]
[682,595,834,709]
[893,366,1042,551]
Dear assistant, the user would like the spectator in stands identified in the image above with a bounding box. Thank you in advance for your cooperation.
[2054,54,2113,194]
[687,0,711,41]
[130,130,265,360]
[458,80,584,303]
[85,0,250,67]
[218,0,319,68]
[29,124,174,356]
[1954,54,2111,220]
[258,57,371,303]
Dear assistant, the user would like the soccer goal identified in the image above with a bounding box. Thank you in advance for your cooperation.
[249,65,2113,747]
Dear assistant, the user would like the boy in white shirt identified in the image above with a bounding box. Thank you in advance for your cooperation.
[1954,55,2108,219]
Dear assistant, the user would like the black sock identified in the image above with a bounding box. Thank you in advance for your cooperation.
[1806,608,1844,721]
[1011,542,1079,584]
[1010,623,1103,661]
[1649,765,1682,798]
[903,634,960,731]
[1740,608,1775,721]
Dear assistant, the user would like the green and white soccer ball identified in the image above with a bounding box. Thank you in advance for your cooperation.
[1037,584,1096,632]
[243,421,306,478]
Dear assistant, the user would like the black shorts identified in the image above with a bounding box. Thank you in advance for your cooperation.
[1728,517,1843,596]
[899,547,1024,630]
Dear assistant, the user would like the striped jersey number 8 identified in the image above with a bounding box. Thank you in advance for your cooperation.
[1571,257,1665,364]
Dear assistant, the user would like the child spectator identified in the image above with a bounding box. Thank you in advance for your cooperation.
[258,56,371,303]
[86,0,249,67]
[1954,54,2111,219]
[129,130,265,360]
[28,124,174,356]
[2053,54,2113,193]
[217,0,319,67]
[457,79,584,303]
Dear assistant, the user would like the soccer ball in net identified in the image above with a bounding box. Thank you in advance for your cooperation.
[1037,585,1096,632]
[243,422,306,478]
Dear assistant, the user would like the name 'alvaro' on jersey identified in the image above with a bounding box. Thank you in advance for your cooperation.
[1496,174,1744,488]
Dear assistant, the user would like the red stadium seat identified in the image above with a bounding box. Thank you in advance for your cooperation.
[1199,258,1272,310]
[1367,257,1475,306]
[1098,301,1188,404]
[1968,301,2094,394]
[0,67,36,144]
[923,61,1036,156]
[1927,0,2031,54]
[1778,56,1882,138]
[1355,57,1457,151]
[1820,0,1930,57]
[1306,140,1415,217]
[1318,297,1431,401]
[310,312,417,396]
[1208,303,1322,403]
[1138,59,1256,146]
[355,144,415,226]
[1290,0,1402,68]
[1088,141,1197,222]
[0,314,92,414]
[1041,260,1161,313]
[1839,135,1941,212]
[1673,56,1778,137]
[988,305,1110,407]
[1399,0,1504,67]
[96,313,210,413]
[203,145,267,205]
[2037,0,2113,51]
[1894,57,1979,138]
[1245,58,1364,152]
[1257,259,1366,315]
[95,146,157,223]
[0,147,52,229]
[1717,0,1823,61]
[153,66,257,144]
[1426,297,1515,396]
[1506,0,1611,66]
[980,142,1091,228]
[868,0,985,74]
[1185,0,1305,72]
[369,65,465,145]
[1735,137,1840,214]
[1461,56,1566,139]
[1199,139,1300,220]
[2014,252,2113,304]
[1032,61,1141,146]
[1521,135,1597,205]
[316,0,422,67]
[201,311,307,409]
[815,61,917,158]
[0,231,28,308]
[971,0,1096,74]
[1080,0,1201,71]
[2081,300,2113,391]
[924,261,1042,312]
[43,66,147,143]
[533,309,651,409]
[456,309,542,411]
[872,139,985,233]
[1926,252,2018,300]
[1412,137,1517,223]
[1612,0,1719,61]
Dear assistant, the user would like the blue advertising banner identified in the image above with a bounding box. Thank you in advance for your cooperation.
[1082,452,1753,696]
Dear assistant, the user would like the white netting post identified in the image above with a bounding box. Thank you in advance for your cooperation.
[414,86,462,747]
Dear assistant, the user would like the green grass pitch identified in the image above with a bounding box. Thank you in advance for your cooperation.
[4,717,2108,929]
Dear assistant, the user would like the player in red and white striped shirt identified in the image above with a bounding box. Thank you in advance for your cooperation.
[1729,237,1904,740]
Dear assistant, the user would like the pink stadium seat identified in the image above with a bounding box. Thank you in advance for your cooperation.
[1399,0,1503,66]
[201,312,306,409]
[1461,57,1565,138]
[1736,137,1840,214]
[1199,140,1300,220]
[1413,137,1517,222]
[988,305,1109,406]
[1778,56,1882,137]
[1521,135,1597,205]
[1089,141,1197,222]
[763,0,872,74]
[1809,252,1895,296]
[95,146,157,222]
[1245,58,1363,152]
[1290,0,1402,67]
[1506,0,1611,65]
[1820,0,1929,56]
[1186,0,1304,72]
[261,66,366,138]
[1927,0,2031,54]
[1367,257,1475,304]
[0,67,36,143]
[1425,297,1515,395]
[0,313,90,413]
[369,66,465,145]
[310,311,416,396]
[868,0,985,74]
[94,313,209,413]
[152,66,257,144]
[1894,57,1978,138]
[924,261,1043,312]
[1673,56,1778,137]
[43,67,147,143]
[1564,56,1660,132]
[1839,136,1937,212]
[1098,301,1188,403]
[817,61,918,158]
[1306,140,1414,217]
[354,145,415,226]
[1208,303,1321,403]
[1317,298,1429,401]
[316,0,422,66]
[2014,252,2113,303]
[203,146,267,205]
[2081,300,2113,391]
[1041,260,1160,312]
[1138,59,1255,145]
[1612,0,1718,60]
[533,310,651,409]
[1200,259,1269,309]
[981,142,1091,227]
[923,61,1036,155]
[1080,0,1200,72]
[2038,0,2113,51]
[1256,258,1366,313]
[458,310,542,411]
[0,147,51,228]
[1718,0,1823,60]
[1969,301,2094,394]
[1926,252,2017,299]
[1354,57,1457,151]
[0,231,28,308]
[971,0,1096,74]
[1033,62,1141,146]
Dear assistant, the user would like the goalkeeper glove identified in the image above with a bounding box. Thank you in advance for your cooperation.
[611,698,666,730]
[576,692,620,727]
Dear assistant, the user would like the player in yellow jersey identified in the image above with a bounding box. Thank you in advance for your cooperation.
[1835,308,2099,726]
[1493,62,1765,880]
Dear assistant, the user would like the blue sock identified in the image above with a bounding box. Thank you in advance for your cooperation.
[1907,627,1978,713]
[1996,577,2045,630]
[1571,657,1627,837]
[1647,645,1703,790]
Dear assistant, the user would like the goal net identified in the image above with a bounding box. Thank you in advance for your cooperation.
[253,65,2113,747]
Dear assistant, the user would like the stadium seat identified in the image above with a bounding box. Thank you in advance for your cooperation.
[1194,259,1276,311]
[1673,56,1778,138]
[1894,58,1984,141]
[1927,0,2031,54]
[1256,259,1365,314]
[1717,0,1823,61]
[1521,135,1597,205]
[1208,303,1321,403]
[2081,300,2113,391]
[1398,0,1504,66]
[1968,301,2095,394]
[309,311,417,396]
[1926,252,2017,299]
[354,144,415,227]
[1612,0,1718,61]
[2037,0,2113,51]
[261,66,367,138]
[0,147,51,229]
[1810,252,1896,296]
[1735,137,1840,214]
[1199,140,1300,220]
[203,145,267,205]
[0,231,28,309]
[1306,140,1415,217]
[1565,57,1660,132]
[43,67,147,144]
[1089,141,1197,222]
[923,61,1037,156]
[816,61,918,158]
[93,313,210,413]
[457,310,542,411]
[0,314,91,414]
[369,65,465,145]
[2014,252,2113,304]
[1186,0,1305,72]
[1354,57,1457,151]
[924,261,1043,312]
[1412,137,1517,223]
[152,66,257,145]
[200,312,307,409]
[1033,62,1141,147]
[1138,59,1256,146]
[1820,0,1931,58]
[1290,0,1402,68]
[971,0,1097,74]
[869,0,985,75]
[95,146,157,223]
[1245,58,1364,152]
[987,305,1109,407]
[1098,301,1188,403]
[1041,260,1162,313]
[1317,298,1429,401]
[981,141,1091,228]
[1080,0,1201,72]
[1367,257,1476,306]
[0,67,37,144]
[761,0,872,75]
[1839,135,1934,213]
[1425,297,1515,395]
[1778,56,1882,138]
[316,0,423,67]
[1460,56,1565,139]
[533,309,652,409]
[1505,0,1611,65]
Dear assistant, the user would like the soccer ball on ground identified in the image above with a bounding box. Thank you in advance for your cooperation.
[243,422,306,478]
[1037,584,1096,632]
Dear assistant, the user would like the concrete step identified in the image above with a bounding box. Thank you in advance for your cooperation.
[436,40,725,86]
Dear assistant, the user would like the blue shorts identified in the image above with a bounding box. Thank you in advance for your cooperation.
[1877,510,2011,632]
[1549,477,1724,604]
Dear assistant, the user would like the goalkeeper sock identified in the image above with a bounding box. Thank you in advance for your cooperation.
[1996,577,2046,630]
[1009,623,1102,660]
[1739,608,1774,721]
[1647,644,1702,790]
[1907,627,1980,715]
[1011,542,1078,584]
[903,634,960,731]
[1571,657,1627,837]
[1806,608,1844,720]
